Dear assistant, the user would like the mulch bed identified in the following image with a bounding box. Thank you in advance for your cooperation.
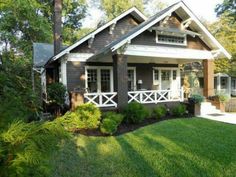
[76,114,193,137]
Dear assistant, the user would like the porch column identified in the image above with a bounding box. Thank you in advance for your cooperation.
[203,59,214,97]
[228,76,231,96]
[112,54,128,109]
[217,74,221,93]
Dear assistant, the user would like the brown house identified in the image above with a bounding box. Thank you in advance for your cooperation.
[34,1,231,110]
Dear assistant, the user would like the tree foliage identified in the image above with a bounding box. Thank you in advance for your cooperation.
[209,13,236,75]
[100,0,144,20]
[215,0,236,21]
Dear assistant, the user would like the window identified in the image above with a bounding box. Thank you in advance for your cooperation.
[86,67,113,93]
[173,70,177,80]
[87,69,97,92]
[128,68,136,91]
[156,34,186,46]
[101,69,110,92]
[153,69,159,85]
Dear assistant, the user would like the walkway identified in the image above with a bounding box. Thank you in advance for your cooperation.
[199,113,236,125]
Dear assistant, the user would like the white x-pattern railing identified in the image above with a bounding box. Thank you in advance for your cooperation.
[128,88,184,104]
[84,92,117,107]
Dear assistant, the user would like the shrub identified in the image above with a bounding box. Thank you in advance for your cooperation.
[216,93,230,103]
[100,119,118,135]
[0,120,69,177]
[153,105,167,119]
[171,104,186,117]
[100,112,124,135]
[123,102,150,123]
[60,103,101,131]
[47,82,66,106]
[188,94,204,104]
[102,112,124,124]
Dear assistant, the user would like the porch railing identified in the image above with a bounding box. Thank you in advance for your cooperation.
[84,92,117,108]
[84,88,184,107]
[128,88,184,104]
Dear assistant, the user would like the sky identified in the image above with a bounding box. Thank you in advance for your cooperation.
[83,0,223,28]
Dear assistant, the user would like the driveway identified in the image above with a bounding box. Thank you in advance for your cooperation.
[199,113,236,124]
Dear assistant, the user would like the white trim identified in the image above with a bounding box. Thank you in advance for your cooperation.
[111,1,231,59]
[60,57,67,87]
[51,7,147,61]
[84,92,117,107]
[68,53,94,62]
[111,3,182,51]
[85,66,113,93]
[124,45,214,59]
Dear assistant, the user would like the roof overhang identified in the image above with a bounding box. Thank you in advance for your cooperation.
[110,1,231,59]
[48,7,147,64]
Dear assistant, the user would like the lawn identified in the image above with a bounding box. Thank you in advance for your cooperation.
[51,118,236,177]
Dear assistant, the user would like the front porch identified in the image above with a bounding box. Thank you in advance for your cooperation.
[70,53,214,109]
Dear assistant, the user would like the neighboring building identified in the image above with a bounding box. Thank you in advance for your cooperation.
[33,1,231,109]
[214,73,236,96]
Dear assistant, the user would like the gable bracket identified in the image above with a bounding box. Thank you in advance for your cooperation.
[160,13,172,27]
[211,50,221,58]
[109,22,117,34]
[181,18,192,30]
[88,35,95,48]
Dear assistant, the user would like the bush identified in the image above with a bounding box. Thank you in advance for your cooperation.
[153,105,167,119]
[123,102,150,123]
[100,119,118,135]
[100,112,124,135]
[216,93,230,103]
[60,103,101,131]
[188,94,204,104]
[102,111,124,124]
[171,104,186,117]
[47,82,66,106]
[0,119,69,177]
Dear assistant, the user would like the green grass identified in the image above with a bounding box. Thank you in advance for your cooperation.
[51,118,236,177]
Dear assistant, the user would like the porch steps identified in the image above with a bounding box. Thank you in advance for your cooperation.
[199,102,222,116]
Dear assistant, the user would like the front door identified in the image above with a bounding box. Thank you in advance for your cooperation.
[161,70,171,90]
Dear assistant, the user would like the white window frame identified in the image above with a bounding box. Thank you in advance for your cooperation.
[153,67,180,90]
[85,66,114,93]
[156,31,187,46]
[128,67,137,91]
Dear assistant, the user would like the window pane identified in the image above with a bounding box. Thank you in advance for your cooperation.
[87,69,97,92]
[173,70,177,80]
[158,34,185,44]
[161,70,170,81]
[154,70,159,81]
[101,69,111,92]
[128,69,135,91]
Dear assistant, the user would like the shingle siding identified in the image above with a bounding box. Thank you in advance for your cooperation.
[71,15,140,54]
[67,61,86,91]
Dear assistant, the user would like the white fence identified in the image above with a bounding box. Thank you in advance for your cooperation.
[84,92,117,107]
[128,88,184,104]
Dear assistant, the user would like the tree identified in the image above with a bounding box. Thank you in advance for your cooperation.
[143,0,168,16]
[209,13,236,75]
[215,0,236,21]
[100,0,144,20]
[0,0,87,55]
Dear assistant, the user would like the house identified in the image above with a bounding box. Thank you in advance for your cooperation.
[35,1,231,110]
[214,73,236,96]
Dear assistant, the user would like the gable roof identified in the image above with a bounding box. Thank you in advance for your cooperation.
[33,43,67,68]
[91,1,231,60]
[48,7,147,63]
